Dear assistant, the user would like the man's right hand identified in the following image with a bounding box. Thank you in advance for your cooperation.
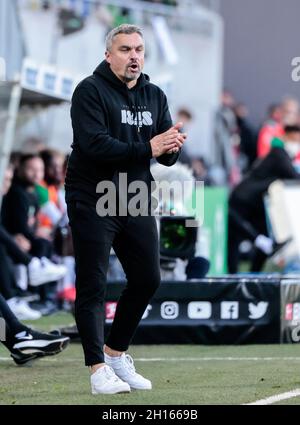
[150,122,187,158]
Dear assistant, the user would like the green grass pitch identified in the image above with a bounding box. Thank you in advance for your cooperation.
[1,313,300,405]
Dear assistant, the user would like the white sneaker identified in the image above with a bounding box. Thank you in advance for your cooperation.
[104,353,152,390]
[254,235,273,255]
[7,298,42,320]
[90,365,131,395]
[28,257,67,287]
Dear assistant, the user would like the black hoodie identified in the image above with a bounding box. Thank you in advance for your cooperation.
[65,60,179,206]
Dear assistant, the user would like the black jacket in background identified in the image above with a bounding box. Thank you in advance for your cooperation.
[230,146,300,218]
[0,221,31,265]
[65,60,179,205]
[2,177,39,242]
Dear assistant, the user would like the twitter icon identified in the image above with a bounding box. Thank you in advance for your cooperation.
[248,302,268,319]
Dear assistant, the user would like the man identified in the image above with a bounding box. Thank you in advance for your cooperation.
[175,108,193,164]
[38,149,67,232]
[0,163,67,319]
[257,98,300,158]
[234,103,257,171]
[228,125,300,274]
[2,156,67,316]
[215,89,239,184]
[257,104,284,158]
[65,24,186,395]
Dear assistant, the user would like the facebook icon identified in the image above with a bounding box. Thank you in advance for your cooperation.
[221,302,239,319]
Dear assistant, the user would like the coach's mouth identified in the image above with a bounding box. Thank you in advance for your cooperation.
[128,63,139,73]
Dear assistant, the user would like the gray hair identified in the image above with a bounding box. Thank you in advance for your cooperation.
[105,24,144,52]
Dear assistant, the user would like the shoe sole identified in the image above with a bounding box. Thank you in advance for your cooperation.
[11,339,70,366]
[29,271,67,287]
[11,352,40,365]
[13,338,70,357]
[130,385,152,390]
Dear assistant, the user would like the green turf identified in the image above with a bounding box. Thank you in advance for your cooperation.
[1,313,300,405]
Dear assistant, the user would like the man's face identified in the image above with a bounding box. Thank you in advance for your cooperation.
[20,158,44,186]
[1,167,13,196]
[282,100,300,125]
[284,131,300,143]
[105,33,145,84]
[46,155,64,186]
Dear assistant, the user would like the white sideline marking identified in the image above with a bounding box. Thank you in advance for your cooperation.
[244,389,300,405]
[3,356,300,362]
[135,357,300,362]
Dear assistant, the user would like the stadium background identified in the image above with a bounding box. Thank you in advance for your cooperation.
[1,0,300,405]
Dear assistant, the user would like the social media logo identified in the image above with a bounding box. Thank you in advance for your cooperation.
[293,303,300,321]
[248,302,269,319]
[105,302,117,322]
[220,302,239,319]
[161,301,179,320]
[142,304,152,320]
[187,302,212,319]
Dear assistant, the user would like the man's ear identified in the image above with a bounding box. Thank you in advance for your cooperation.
[105,51,110,63]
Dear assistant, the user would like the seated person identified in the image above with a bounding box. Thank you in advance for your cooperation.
[228,125,300,273]
[0,163,67,320]
[2,153,53,258]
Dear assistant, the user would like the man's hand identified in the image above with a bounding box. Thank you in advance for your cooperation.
[14,234,31,252]
[150,122,187,158]
[166,132,187,154]
[35,227,52,241]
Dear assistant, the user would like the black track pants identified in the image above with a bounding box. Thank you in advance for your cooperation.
[0,293,28,350]
[67,201,161,366]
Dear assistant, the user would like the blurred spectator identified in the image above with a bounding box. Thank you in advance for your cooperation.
[37,149,67,236]
[9,151,22,171]
[215,90,240,185]
[2,154,46,254]
[38,150,75,307]
[234,103,258,172]
[256,98,300,159]
[176,107,193,164]
[228,125,300,273]
[281,96,300,126]
[1,154,65,315]
[0,162,66,320]
[190,157,213,186]
[257,103,284,158]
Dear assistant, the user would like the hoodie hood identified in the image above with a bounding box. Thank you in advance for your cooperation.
[93,60,150,91]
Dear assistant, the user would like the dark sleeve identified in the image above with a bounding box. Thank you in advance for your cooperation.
[2,191,36,241]
[156,91,180,167]
[0,225,31,265]
[273,149,300,179]
[71,82,152,163]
